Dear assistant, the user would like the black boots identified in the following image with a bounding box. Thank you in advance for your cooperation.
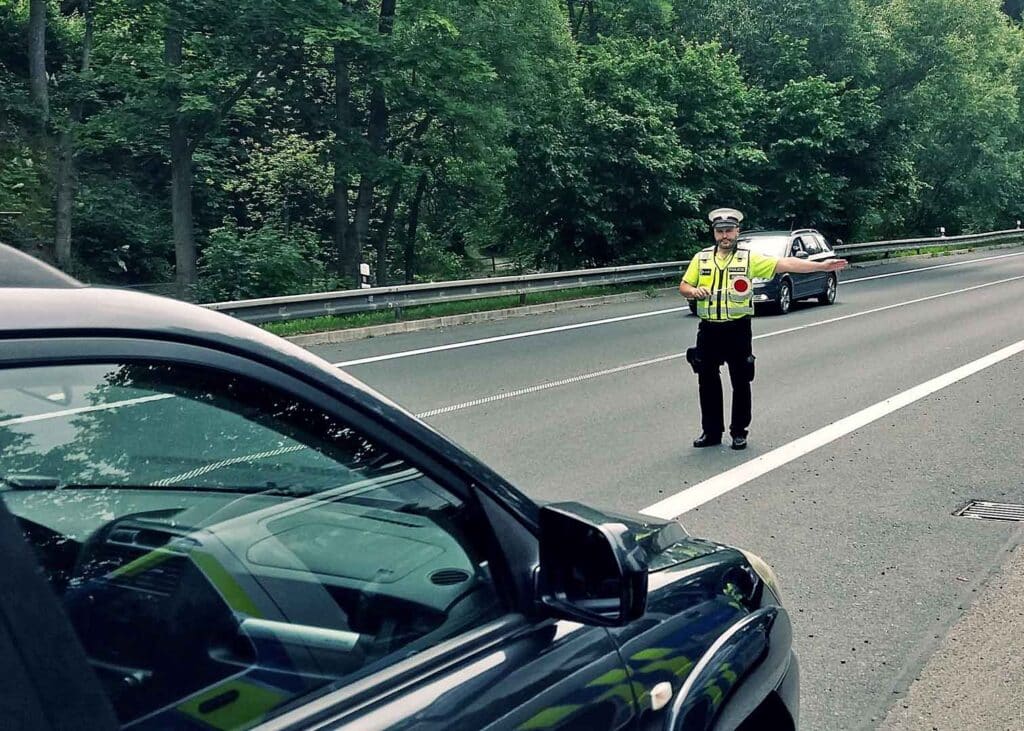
[693,433,748,449]
[693,433,722,448]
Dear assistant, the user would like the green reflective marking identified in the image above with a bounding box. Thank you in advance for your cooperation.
[190,550,263,618]
[177,679,287,731]
[631,647,673,661]
[109,548,174,579]
[518,705,582,730]
[588,668,630,687]
[638,655,694,678]
[596,681,644,705]
[705,683,724,707]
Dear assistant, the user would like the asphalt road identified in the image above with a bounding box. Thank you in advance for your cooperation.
[308,248,1024,731]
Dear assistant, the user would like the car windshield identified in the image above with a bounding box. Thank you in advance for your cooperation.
[0,361,503,727]
[738,235,790,258]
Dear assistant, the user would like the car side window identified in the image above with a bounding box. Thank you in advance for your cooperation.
[790,238,805,255]
[0,361,506,729]
[815,234,832,252]
[801,236,822,255]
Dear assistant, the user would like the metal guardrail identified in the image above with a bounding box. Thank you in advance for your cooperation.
[206,261,687,325]
[206,228,1024,325]
[832,227,1024,257]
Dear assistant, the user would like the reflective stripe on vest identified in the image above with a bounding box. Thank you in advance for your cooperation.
[695,247,754,321]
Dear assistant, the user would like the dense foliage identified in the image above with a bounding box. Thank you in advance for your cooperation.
[3,0,1024,298]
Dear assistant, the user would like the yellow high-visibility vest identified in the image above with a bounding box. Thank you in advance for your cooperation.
[694,247,754,321]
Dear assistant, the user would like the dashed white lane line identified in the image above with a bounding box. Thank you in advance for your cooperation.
[415,354,682,419]
[332,250,1024,368]
[6,273,1023,428]
[639,337,1024,519]
[412,274,1024,418]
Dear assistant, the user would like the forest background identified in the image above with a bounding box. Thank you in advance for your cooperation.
[3,0,1024,301]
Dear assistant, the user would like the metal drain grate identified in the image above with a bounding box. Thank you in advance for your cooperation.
[954,500,1024,522]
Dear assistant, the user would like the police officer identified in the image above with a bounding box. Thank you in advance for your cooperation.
[679,208,848,450]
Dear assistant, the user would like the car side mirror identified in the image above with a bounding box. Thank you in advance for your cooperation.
[536,503,648,627]
[794,250,809,259]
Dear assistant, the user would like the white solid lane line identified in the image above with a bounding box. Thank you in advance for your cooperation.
[753,274,1024,340]
[9,273,1024,428]
[332,307,688,368]
[640,338,1024,520]
[332,249,1024,368]
[411,274,1024,418]
[842,249,1024,284]
[0,393,172,428]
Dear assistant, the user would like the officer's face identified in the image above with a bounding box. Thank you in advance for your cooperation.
[715,226,739,247]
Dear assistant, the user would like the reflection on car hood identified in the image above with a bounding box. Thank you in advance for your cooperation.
[578,503,724,572]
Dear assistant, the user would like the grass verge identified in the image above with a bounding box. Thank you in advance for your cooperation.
[264,238,1024,337]
[263,279,675,337]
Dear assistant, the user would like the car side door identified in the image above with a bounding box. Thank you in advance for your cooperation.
[800,234,829,294]
[0,336,638,731]
[788,237,814,298]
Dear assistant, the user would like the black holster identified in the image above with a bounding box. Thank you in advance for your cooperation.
[685,347,702,375]
[744,354,756,382]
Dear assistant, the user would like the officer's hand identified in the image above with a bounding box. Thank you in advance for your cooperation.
[822,258,849,272]
[693,286,712,299]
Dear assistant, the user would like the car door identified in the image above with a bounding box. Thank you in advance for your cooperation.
[788,237,814,298]
[0,337,638,731]
[800,234,828,295]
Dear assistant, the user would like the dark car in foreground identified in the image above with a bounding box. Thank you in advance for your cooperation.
[687,229,840,316]
[0,244,798,731]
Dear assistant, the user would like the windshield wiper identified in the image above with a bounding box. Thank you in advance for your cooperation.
[2,480,311,497]
[1,474,62,490]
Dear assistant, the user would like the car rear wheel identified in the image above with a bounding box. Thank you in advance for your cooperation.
[818,274,837,305]
[774,280,792,315]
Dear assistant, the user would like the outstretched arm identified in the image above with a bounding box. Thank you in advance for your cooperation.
[775,257,849,274]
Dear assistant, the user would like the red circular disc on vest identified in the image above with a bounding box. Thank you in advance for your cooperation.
[733,277,750,294]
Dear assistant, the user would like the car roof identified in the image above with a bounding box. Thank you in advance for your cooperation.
[0,243,386,405]
[0,244,83,288]
[740,229,819,238]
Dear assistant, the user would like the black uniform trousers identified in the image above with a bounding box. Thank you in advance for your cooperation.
[693,317,754,438]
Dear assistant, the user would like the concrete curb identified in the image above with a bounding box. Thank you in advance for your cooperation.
[285,243,1024,347]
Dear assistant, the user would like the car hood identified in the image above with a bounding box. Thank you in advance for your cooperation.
[576,503,726,572]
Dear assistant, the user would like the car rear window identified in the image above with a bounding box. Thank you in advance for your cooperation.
[738,235,789,257]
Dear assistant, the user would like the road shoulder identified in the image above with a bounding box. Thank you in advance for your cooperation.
[878,535,1024,731]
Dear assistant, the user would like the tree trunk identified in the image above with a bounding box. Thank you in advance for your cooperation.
[54,0,93,269]
[405,170,427,283]
[376,180,401,286]
[28,0,48,127]
[374,116,428,287]
[378,0,396,34]
[349,0,396,286]
[352,176,375,285]
[333,44,354,278]
[54,133,74,267]
[165,5,196,295]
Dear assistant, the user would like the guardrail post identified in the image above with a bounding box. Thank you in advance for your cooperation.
[519,292,527,306]
[394,306,403,321]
